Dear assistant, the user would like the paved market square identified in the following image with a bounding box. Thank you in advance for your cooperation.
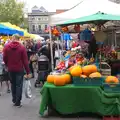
[0,79,101,120]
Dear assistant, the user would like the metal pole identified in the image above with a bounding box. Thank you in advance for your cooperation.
[115,31,117,47]
[49,26,54,71]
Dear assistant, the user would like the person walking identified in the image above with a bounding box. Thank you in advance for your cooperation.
[3,34,30,107]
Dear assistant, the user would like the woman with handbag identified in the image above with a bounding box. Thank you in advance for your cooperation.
[29,53,37,78]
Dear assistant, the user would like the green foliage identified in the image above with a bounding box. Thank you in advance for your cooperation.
[0,0,25,26]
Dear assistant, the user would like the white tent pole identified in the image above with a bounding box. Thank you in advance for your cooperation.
[49,26,54,71]
[57,37,61,60]
[115,31,117,47]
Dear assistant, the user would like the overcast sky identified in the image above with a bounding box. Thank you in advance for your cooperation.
[18,0,81,12]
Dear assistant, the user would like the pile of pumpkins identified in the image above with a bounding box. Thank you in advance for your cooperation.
[69,64,119,85]
[69,64,101,78]
[47,73,71,86]
[47,64,119,86]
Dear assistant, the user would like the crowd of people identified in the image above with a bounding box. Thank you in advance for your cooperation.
[0,34,64,107]
[0,32,98,108]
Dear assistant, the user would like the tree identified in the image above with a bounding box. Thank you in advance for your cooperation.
[0,0,25,26]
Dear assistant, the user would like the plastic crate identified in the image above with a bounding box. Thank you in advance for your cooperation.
[103,83,120,93]
[73,77,103,86]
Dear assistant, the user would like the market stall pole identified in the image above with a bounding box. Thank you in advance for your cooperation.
[49,26,54,71]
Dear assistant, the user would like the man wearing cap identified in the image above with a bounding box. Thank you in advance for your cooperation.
[3,34,30,107]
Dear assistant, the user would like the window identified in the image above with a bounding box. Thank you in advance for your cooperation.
[32,25,35,31]
[32,17,35,20]
[45,25,47,30]
[38,18,41,21]
[39,25,41,31]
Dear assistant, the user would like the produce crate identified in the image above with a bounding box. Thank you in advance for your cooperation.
[73,77,104,86]
[103,83,120,93]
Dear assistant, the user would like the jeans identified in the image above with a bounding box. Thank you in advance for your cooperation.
[29,62,34,76]
[9,71,24,105]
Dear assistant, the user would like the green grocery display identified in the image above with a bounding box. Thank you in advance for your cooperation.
[39,82,120,116]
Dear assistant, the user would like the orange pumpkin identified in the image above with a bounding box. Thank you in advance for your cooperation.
[69,65,75,72]
[54,75,66,86]
[82,65,98,76]
[70,65,82,77]
[62,74,71,84]
[105,76,119,84]
[80,75,87,78]
[89,72,102,78]
[47,75,55,83]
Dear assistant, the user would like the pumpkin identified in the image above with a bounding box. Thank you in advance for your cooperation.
[70,65,82,77]
[80,75,87,78]
[62,74,71,84]
[89,72,102,78]
[54,75,66,86]
[68,65,76,72]
[47,75,55,83]
[105,76,119,84]
[82,65,98,76]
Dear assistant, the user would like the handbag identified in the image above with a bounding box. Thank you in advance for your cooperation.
[24,79,32,98]
[30,54,37,62]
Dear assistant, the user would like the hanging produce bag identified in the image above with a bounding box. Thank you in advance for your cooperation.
[24,79,32,98]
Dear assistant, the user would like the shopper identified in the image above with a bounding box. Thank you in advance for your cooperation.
[0,45,10,95]
[3,34,30,107]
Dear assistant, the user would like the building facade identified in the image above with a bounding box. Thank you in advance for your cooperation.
[28,6,55,36]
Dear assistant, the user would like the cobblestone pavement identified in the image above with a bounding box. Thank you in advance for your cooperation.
[0,79,101,120]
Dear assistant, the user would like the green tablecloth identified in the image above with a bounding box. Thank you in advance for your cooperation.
[39,82,120,116]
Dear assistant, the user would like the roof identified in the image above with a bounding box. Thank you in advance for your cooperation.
[28,12,55,16]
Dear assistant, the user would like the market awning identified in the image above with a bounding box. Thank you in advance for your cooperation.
[0,24,23,35]
[0,22,24,36]
[62,12,120,25]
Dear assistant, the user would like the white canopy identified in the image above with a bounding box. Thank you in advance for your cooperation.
[49,0,120,25]
[34,35,44,41]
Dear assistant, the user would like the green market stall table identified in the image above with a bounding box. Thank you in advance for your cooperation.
[39,82,120,116]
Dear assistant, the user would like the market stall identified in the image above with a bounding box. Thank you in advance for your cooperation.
[39,0,120,118]
[39,47,120,117]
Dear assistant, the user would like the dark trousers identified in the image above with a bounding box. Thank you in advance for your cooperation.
[29,62,34,75]
[9,71,24,105]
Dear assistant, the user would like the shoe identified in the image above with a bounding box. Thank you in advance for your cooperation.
[14,104,22,108]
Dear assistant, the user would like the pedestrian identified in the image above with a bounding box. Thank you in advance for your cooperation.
[25,39,36,78]
[35,39,42,52]
[3,34,30,107]
[0,45,10,95]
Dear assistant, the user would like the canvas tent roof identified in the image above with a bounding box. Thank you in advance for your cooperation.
[50,0,120,25]
[63,12,120,25]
